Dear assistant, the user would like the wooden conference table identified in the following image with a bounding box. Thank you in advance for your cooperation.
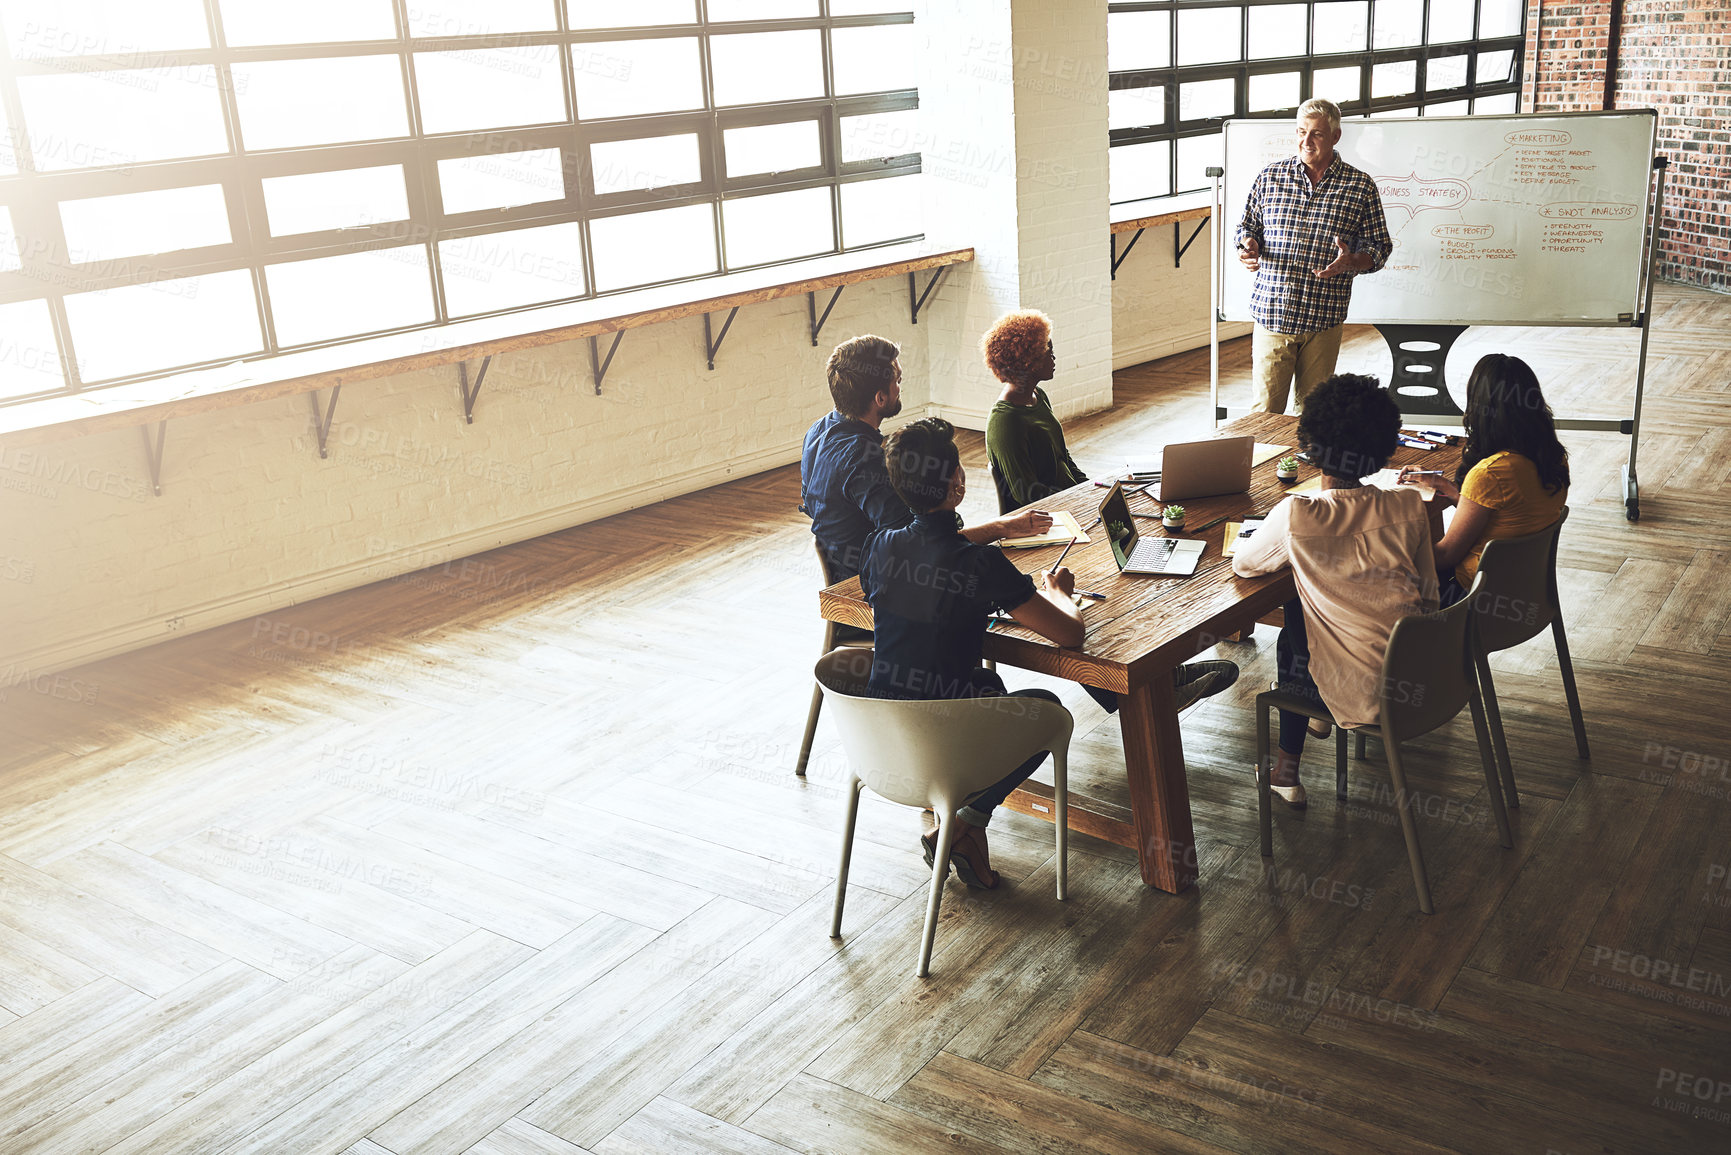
[817,411,1463,893]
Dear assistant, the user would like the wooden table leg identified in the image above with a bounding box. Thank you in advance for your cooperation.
[1119,675,1198,893]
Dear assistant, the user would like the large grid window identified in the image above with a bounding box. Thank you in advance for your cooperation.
[1108,0,1526,204]
[0,1,921,399]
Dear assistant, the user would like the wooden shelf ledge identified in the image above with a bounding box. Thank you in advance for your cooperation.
[0,243,974,449]
[1110,190,1214,235]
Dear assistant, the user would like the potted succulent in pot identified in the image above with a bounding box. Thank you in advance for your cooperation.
[1161,504,1186,530]
[1277,455,1300,482]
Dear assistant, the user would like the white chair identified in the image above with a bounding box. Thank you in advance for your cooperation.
[814,647,1073,977]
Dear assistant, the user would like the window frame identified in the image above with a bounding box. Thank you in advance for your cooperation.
[0,1,920,398]
[1107,0,1526,203]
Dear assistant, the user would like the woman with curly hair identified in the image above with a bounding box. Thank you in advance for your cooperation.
[1232,374,1440,806]
[1402,353,1568,605]
[982,310,1088,513]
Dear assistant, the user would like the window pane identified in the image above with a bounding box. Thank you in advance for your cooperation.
[262,166,409,237]
[1424,100,1469,116]
[712,31,824,104]
[1476,49,1515,85]
[1373,60,1416,98]
[1179,79,1234,121]
[1474,92,1518,114]
[1109,11,1171,72]
[439,222,586,316]
[410,0,557,36]
[1175,133,1222,193]
[1109,140,1170,202]
[1249,72,1301,113]
[839,109,920,162]
[572,39,704,118]
[1313,65,1360,104]
[218,0,395,45]
[840,175,921,247]
[0,300,66,398]
[1372,0,1422,49]
[1370,104,1416,118]
[5,0,208,57]
[18,68,227,171]
[60,185,232,262]
[439,149,566,213]
[1249,5,1306,60]
[1109,86,1165,131]
[725,121,821,178]
[832,25,918,95]
[723,186,832,266]
[415,47,567,134]
[66,270,262,381]
[707,0,816,17]
[1428,54,1468,92]
[0,207,17,271]
[566,0,694,28]
[830,0,913,12]
[589,203,716,291]
[1480,0,1524,39]
[267,248,434,346]
[591,133,702,194]
[1313,2,1368,55]
[233,57,408,150]
[1178,7,1241,66]
[1428,2,1474,43]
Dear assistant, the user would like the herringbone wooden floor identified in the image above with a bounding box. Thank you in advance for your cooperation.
[3,284,1729,1154]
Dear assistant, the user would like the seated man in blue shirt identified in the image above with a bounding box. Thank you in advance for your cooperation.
[862,417,1084,889]
[801,334,1051,584]
[863,419,1239,888]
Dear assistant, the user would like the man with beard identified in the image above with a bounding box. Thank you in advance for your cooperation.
[801,334,1051,584]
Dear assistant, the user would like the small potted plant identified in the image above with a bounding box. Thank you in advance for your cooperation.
[1277,455,1300,482]
[1161,504,1186,530]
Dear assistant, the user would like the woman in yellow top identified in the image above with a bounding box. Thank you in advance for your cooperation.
[1405,354,1569,605]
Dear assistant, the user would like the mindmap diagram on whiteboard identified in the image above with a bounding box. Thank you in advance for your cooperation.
[1220,112,1658,326]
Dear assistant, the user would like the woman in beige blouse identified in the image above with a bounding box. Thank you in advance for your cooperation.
[1232,374,1440,806]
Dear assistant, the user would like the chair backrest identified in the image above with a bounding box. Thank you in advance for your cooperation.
[1376,572,1486,744]
[813,537,844,588]
[1470,506,1567,653]
[813,648,1073,812]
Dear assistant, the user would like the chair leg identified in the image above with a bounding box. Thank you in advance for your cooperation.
[796,684,824,777]
[1475,652,1520,811]
[1256,698,1273,858]
[830,777,863,938]
[1053,750,1068,902]
[1382,741,1434,915]
[918,811,955,978]
[1355,732,1367,761]
[1552,617,1590,760]
[1467,674,1515,850]
[1335,727,1349,801]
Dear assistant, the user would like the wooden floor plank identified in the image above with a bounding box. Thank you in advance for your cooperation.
[589,1099,798,1155]
[740,1072,1019,1155]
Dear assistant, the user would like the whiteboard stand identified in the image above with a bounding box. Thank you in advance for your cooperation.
[1208,166,1223,428]
[1623,154,1668,522]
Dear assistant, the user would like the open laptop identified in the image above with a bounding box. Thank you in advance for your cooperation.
[1099,482,1206,576]
[1156,435,1254,502]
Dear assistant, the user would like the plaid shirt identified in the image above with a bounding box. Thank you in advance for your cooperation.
[1236,153,1392,335]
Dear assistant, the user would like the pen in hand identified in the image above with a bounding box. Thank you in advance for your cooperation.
[1049,537,1076,570]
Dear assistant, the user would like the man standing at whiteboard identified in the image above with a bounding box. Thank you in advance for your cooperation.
[1237,98,1392,414]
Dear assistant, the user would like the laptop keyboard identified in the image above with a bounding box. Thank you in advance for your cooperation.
[1128,538,1179,571]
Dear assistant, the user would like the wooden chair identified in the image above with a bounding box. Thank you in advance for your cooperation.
[1464,507,1589,811]
[1253,573,1513,914]
[815,647,1072,977]
[796,540,871,777]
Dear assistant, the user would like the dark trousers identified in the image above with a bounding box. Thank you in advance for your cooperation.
[957,688,1063,826]
[1274,598,1327,757]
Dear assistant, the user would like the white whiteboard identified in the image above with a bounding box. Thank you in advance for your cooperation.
[1219,111,1657,326]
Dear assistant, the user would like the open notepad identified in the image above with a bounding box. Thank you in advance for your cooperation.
[998,508,1091,548]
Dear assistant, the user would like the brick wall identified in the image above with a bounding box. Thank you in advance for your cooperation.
[1528,0,1730,291]
[1615,1,1731,291]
